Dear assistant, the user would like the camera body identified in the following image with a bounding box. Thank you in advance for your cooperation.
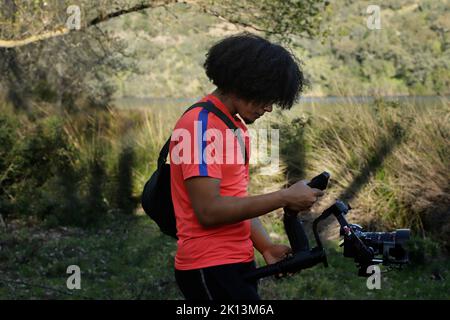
[344,227,410,263]
[320,199,410,276]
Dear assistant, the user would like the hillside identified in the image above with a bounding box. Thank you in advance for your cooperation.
[103,0,450,99]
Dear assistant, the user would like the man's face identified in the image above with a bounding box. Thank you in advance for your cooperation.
[235,100,273,124]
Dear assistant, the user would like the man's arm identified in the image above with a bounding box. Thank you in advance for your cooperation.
[184,176,323,228]
[251,217,291,265]
[251,217,272,254]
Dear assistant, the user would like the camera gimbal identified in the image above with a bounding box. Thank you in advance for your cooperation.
[244,172,410,281]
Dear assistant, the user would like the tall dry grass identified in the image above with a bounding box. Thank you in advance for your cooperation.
[257,98,449,249]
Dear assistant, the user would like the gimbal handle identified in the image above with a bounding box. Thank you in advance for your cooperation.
[284,172,330,253]
[244,248,326,282]
[243,172,330,282]
[283,209,310,252]
[243,214,329,282]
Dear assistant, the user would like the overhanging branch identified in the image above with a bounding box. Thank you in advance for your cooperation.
[0,27,70,48]
[198,7,276,35]
[0,1,172,48]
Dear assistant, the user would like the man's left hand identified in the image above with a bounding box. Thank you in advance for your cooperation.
[262,244,291,265]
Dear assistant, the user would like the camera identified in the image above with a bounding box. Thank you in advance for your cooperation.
[319,199,410,276]
[343,227,410,264]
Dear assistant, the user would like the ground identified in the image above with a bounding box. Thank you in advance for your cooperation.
[0,212,448,300]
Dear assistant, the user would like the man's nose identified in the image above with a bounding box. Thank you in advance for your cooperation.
[264,105,273,112]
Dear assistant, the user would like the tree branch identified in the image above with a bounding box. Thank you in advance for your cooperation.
[198,6,276,35]
[0,27,70,48]
[0,1,173,48]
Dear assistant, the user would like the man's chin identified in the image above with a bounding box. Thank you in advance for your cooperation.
[242,117,256,125]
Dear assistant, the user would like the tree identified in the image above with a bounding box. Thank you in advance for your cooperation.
[203,0,330,42]
[0,1,329,48]
[0,0,328,110]
[0,1,170,110]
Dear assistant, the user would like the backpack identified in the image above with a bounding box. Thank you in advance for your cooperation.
[141,100,248,239]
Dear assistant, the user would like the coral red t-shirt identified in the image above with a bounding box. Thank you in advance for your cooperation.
[169,94,254,270]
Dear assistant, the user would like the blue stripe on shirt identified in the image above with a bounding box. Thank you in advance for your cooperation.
[198,108,209,176]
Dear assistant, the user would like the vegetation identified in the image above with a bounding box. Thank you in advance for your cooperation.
[0,0,448,300]
[0,214,448,299]
[1,96,448,299]
[256,98,450,251]
[104,0,450,98]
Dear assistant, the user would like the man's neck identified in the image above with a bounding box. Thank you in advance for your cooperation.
[211,89,238,116]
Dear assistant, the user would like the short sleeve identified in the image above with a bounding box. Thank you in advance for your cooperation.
[170,108,223,181]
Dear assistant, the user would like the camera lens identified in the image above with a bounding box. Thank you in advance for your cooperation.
[390,229,410,261]
[394,229,410,244]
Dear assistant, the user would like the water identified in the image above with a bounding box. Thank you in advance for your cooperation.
[298,95,449,106]
[114,95,449,110]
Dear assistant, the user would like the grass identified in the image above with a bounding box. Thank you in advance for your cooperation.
[258,243,450,300]
[252,98,450,249]
[0,213,448,300]
[0,213,180,299]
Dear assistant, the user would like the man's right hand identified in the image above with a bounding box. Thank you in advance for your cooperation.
[281,180,324,212]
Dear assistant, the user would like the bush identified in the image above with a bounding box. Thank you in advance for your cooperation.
[407,237,441,265]
[0,104,139,228]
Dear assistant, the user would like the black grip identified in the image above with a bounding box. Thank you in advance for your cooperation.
[283,210,310,252]
[245,172,332,282]
[307,171,330,190]
[244,248,326,282]
[283,172,330,253]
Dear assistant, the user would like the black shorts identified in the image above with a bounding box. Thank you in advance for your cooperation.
[175,261,260,300]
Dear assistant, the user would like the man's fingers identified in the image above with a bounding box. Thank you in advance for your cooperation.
[312,188,325,197]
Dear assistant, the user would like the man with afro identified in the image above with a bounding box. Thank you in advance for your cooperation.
[169,33,324,300]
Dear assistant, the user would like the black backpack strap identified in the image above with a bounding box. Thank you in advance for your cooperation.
[200,101,248,164]
[157,102,210,168]
[157,101,248,168]
[157,139,171,168]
